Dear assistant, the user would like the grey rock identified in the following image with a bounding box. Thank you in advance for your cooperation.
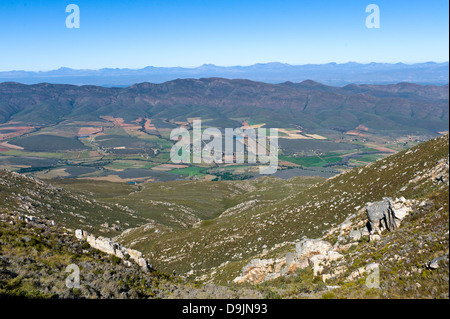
[348,229,363,241]
[366,197,397,235]
[295,238,332,258]
[428,254,449,270]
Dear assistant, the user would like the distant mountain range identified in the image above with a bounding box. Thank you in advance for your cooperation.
[0,78,448,134]
[0,62,448,87]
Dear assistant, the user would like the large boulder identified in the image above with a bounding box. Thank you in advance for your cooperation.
[348,229,363,241]
[295,238,332,258]
[234,238,337,284]
[76,229,150,271]
[327,250,344,262]
[284,252,309,274]
[75,229,83,240]
[366,198,397,233]
[233,258,275,284]
[310,254,327,276]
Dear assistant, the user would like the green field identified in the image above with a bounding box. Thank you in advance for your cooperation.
[279,154,343,167]
[169,166,208,177]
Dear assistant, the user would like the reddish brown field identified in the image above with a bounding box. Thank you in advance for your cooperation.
[0,122,35,141]
[77,127,104,136]
[143,118,156,131]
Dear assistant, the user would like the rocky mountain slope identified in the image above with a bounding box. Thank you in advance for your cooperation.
[1,135,448,299]
[0,169,151,237]
[0,209,261,299]
[236,186,448,299]
[115,135,448,287]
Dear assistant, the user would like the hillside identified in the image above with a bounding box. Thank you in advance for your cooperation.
[53,176,324,230]
[0,79,447,133]
[0,135,449,298]
[114,135,449,286]
[236,186,448,299]
[0,169,149,237]
[0,209,261,298]
[0,135,448,299]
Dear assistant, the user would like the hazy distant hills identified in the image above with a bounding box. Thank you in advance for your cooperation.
[0,62,448,87]
[0,78,448,134]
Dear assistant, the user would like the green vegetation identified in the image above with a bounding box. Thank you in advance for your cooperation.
[255,267,328,299]
[0,210,243,299]
[279,154,343,167]
[170,166,207,177]
[0,106,422,183]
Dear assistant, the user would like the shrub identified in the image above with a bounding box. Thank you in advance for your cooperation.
[263,289,282,299]
[322,291,336,299]
[110,255,121,266]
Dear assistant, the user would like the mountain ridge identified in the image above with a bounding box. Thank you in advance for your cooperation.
[1,62,448,87]
[0,78,448,134]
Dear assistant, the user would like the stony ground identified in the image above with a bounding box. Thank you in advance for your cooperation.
[0,210,261,299]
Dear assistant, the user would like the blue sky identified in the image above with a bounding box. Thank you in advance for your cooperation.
[0,0,448,71]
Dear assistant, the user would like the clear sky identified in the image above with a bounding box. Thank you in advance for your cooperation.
[0,0,448,71]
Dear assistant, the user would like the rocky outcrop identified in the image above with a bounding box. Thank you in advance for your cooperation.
[391,197,416,224]
[233,196,418,284]
[232,258,283,284]
[233,238,342,284]
[1,210,263,299]
[346,263,379,282]
[331,197,417,246]
[295,238,332,257]
[75,229,150,271]
[291,239,343,276]
[366,198,397,235]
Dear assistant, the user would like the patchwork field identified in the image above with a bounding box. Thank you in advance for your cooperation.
[0,116,436,184]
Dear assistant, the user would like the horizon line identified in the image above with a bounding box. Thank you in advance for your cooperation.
[1,61,449,73]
